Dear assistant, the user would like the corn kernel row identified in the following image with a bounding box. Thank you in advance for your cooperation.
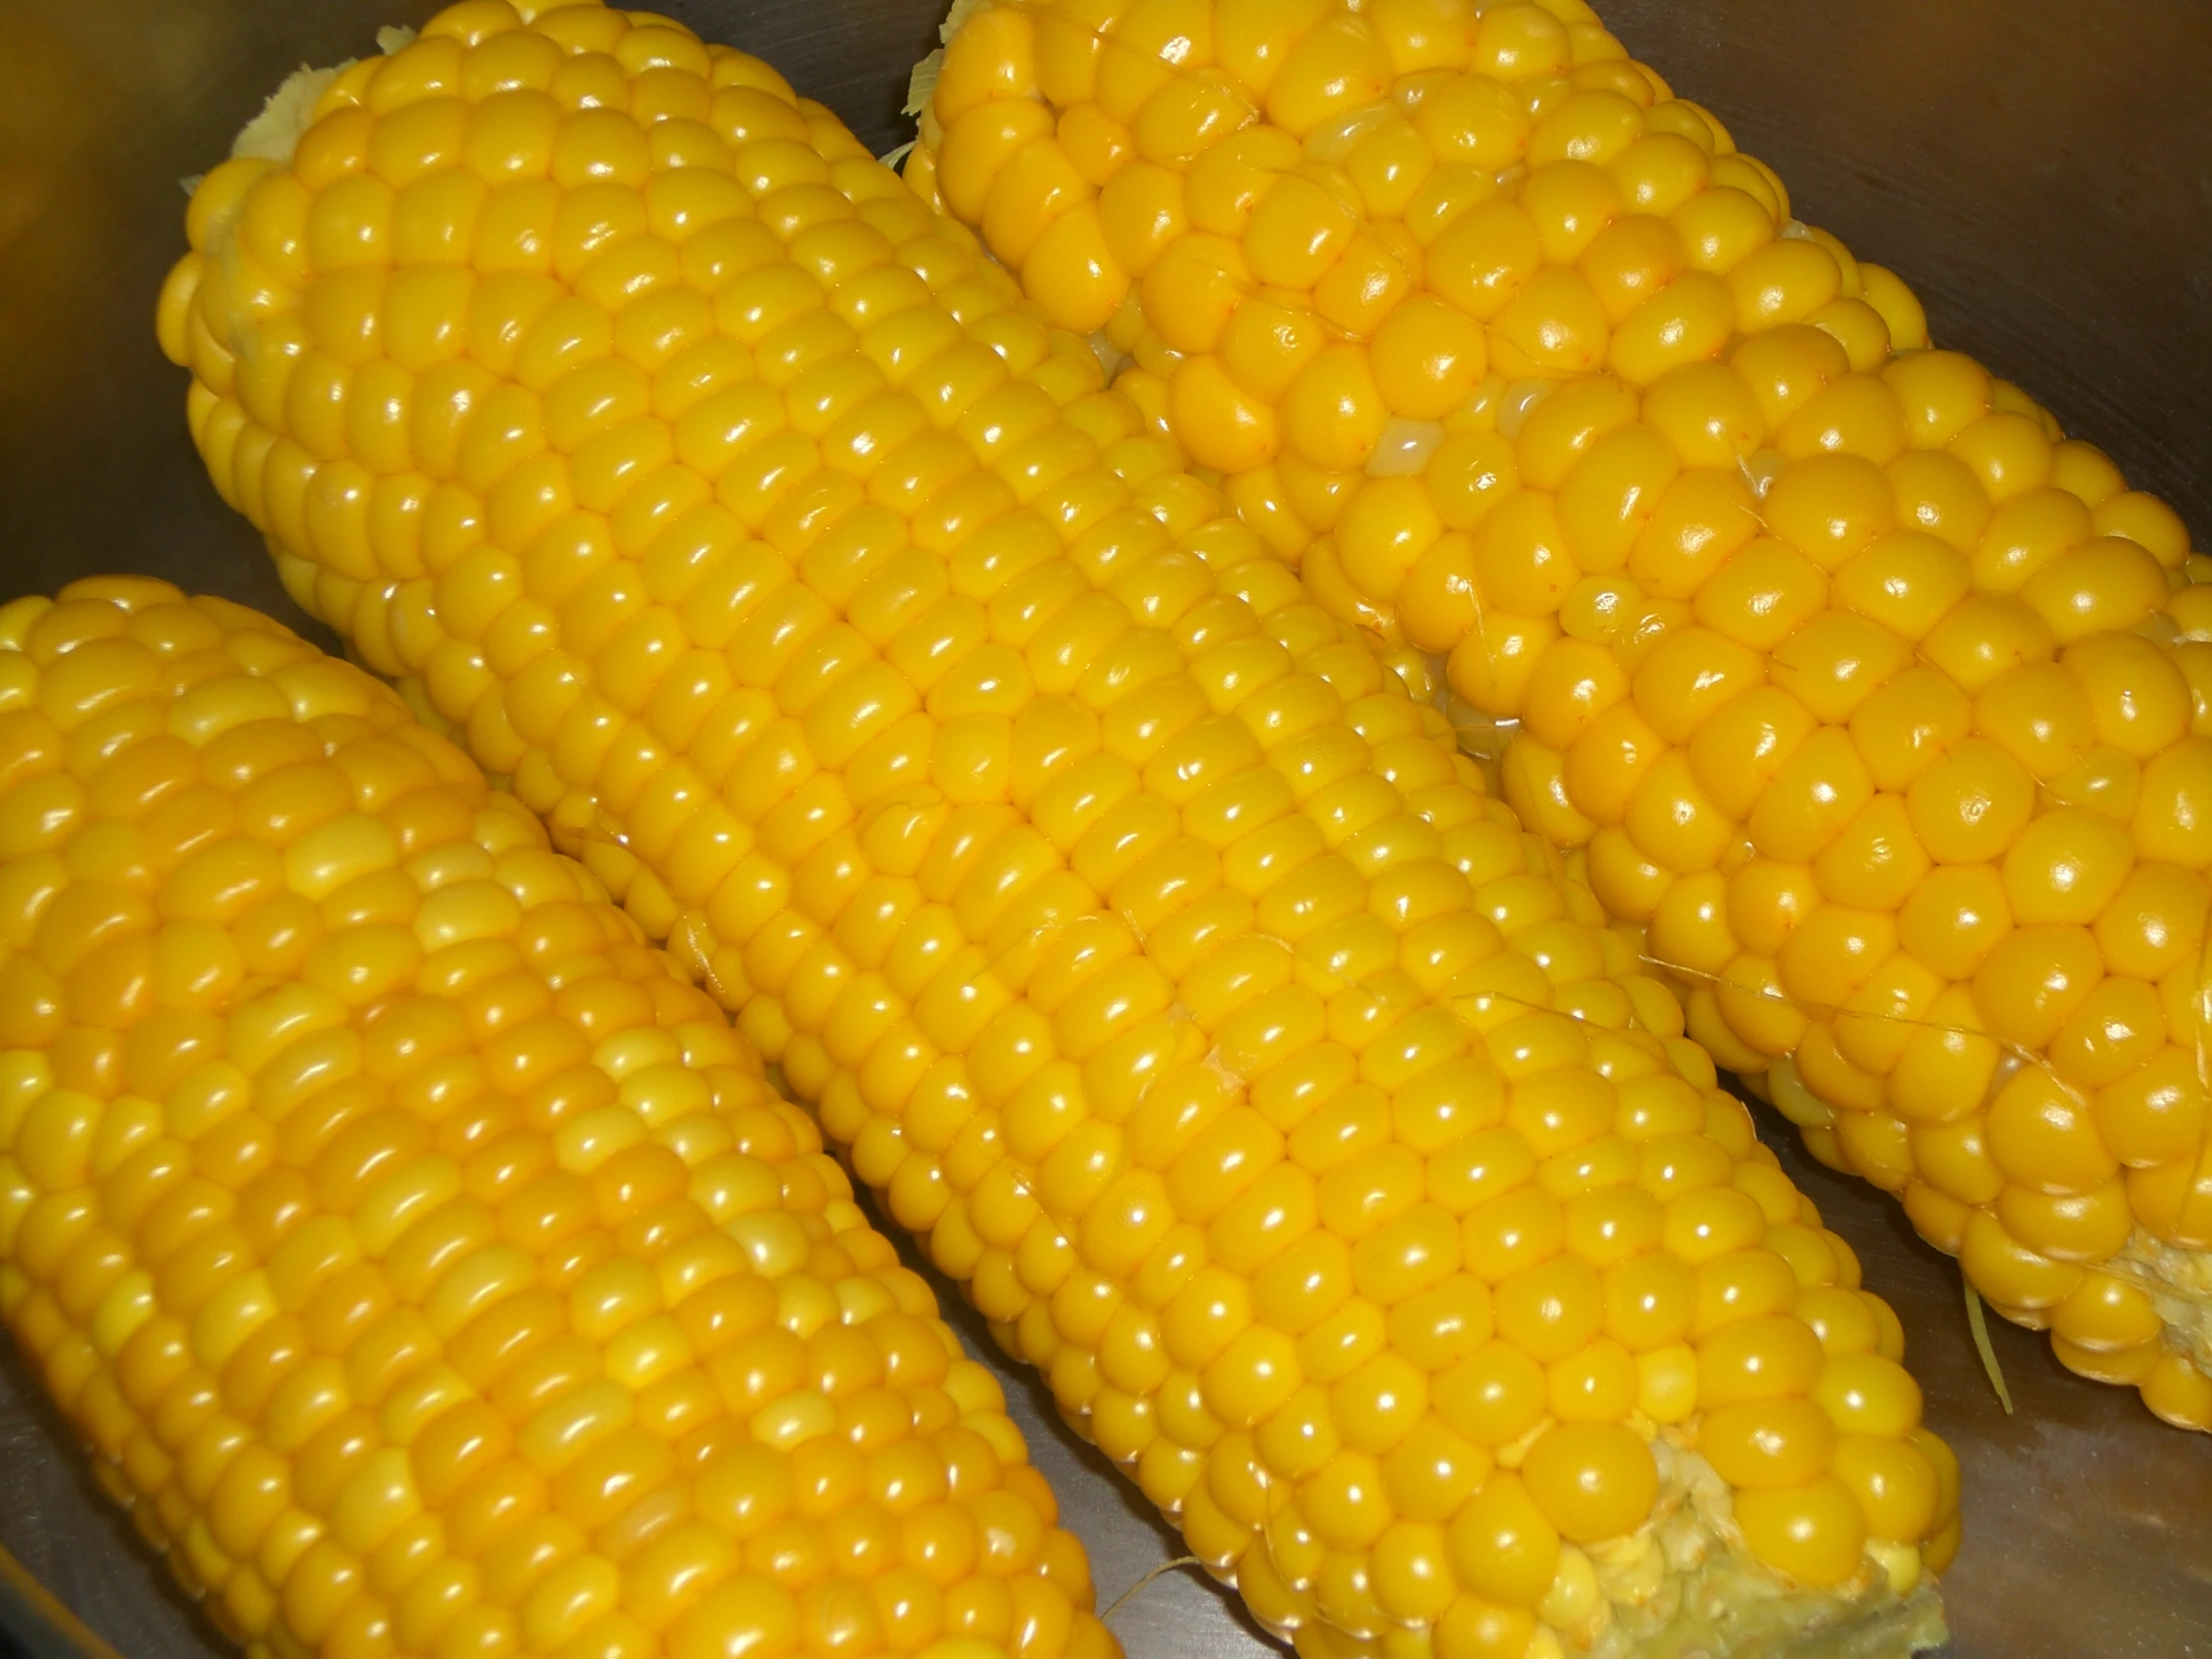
[0,578,1108,1659]
[912,0,2212,1427]
[166,5,1955,1655]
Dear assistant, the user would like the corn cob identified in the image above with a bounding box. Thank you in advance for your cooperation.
[1322,345,2212,1429]
[908,0,2212,1427]
[0,577,1111,1659]
[161,4,1956,1654]
[902,0,1924,587]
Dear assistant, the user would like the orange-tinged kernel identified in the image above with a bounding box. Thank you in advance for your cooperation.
[2046,975,2165,1092]
[1812,1352,1921,1438]
[1735,1475,1868,1586]
[1022,207,1127,335]
[1553,426,1677,580]
[1490,1255,1601,1364]
[1371,296,1487,421]
[1996,1181,2133,1265]
[1958,1210,2083,1310]
[1281,344,1388,473]
[1165,356,1278,475]
[1671,186,1774,276]
[1830,1433,1937,1546]
[1511,380,1638,501]
[2065,633,2191,761]
[1983,1067,2118,1196]
[1519,1420,1654,1542]
[1970,923,2103,1052]
[2025,541,2167,654]
[1686,536,1824,654]
[2136,739,2212,869]
[931,7,1037,129]
[2052,1271,2164,1355]
[1756,457,1889,580]
[1546,1332,1639,1421]
[1951,410,2052,502]
[1623,470,1761,605]
[1881,349,1988,449]
[1427,200,1543,321]
[1702,1396,1836,1491]
[1903,737,2032,864]
[1264,15,1392,137]
[1490,268,1610,378]
[2096,1048,2206,1169]
[1727,239,1841,333]
[1473,493,1582,619]
[1695,1312,1823,1408]
[1513,161,1621,272]
[1444,1470,1558,1608]
[1895,864,2010,982]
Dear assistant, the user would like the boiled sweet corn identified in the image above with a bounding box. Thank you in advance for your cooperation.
[163,4,1954,1654]
[0,578,1111,1659]
[911,0,2212,1428]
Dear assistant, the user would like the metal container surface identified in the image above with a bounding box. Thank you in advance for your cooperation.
[0,3,2209,1657]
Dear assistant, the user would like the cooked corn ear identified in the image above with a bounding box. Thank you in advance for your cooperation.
[0,577,1110,1659]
